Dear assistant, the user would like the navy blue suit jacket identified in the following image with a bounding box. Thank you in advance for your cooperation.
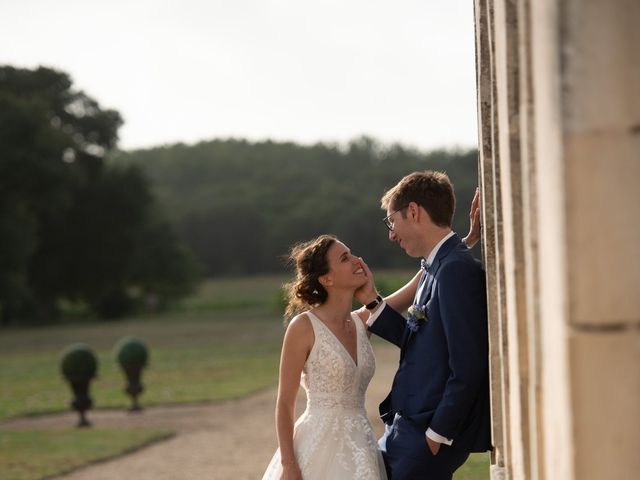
[369,234,491,453]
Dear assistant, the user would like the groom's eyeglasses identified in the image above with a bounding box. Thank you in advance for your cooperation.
[382,206,407,231]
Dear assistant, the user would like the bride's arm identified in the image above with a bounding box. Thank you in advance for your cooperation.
[274,314,312,478]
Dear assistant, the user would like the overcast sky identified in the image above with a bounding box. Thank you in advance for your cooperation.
[1,0,478,152]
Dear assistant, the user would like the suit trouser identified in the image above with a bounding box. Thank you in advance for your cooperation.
[379,415,470,480]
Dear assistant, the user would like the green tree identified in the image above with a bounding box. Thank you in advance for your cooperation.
[129,215,201,310]
[114,137,480,276]
[0,66,198,324]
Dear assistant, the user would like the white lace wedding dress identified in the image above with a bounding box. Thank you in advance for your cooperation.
[261,311,387,479]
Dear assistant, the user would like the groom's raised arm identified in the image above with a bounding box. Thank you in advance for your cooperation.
[366,303,406,348]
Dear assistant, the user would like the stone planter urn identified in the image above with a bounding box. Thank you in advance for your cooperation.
[114,337,149,412]
[60,344,98,427]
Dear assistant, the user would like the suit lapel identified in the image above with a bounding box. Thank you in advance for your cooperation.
[420,234,461,304]
[401,234,463,354]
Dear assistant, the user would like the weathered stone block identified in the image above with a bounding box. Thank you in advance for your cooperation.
[569,330,640,480]
[565,131,640,325]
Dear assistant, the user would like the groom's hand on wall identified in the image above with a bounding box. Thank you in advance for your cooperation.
[464,187,482,248]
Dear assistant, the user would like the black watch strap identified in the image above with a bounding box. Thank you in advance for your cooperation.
[365,295,383,310]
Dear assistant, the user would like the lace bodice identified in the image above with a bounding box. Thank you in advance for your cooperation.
[301,311,376,410]
[261,310,387,479]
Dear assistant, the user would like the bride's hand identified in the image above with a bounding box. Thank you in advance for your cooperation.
[281,462,303,480]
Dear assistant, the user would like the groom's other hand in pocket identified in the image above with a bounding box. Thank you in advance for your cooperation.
[426,436,441,456]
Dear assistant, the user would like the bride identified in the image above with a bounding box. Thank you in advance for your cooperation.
[261,234,388,479]
[262,192,481,479]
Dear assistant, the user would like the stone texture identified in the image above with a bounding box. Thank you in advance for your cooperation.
[564,0,640,132]
[474,1,638,479]
[569,330,640,480]
[566,131,640,325]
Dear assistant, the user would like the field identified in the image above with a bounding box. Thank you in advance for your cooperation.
[0,272,488,479]
[0,275,291,421]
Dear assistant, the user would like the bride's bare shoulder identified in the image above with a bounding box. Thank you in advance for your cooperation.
[285,312,314,338]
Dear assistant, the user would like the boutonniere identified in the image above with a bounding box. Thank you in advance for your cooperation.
[406,304,428,332]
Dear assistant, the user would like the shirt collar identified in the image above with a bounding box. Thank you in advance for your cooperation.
[424,230,455,266]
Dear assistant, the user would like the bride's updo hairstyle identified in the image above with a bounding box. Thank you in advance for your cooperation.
[283,234,337,322]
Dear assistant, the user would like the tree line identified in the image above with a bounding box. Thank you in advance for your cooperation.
[114,138,480,277]
[1,65,479,326]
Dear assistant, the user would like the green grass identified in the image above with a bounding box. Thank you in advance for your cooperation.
[0,428,173,480]
[0,311,284,421]
[455,453,490,479]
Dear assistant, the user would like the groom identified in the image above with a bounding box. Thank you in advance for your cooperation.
[358,171,491,479]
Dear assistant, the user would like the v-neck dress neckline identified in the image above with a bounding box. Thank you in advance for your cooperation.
[307,311,360,367]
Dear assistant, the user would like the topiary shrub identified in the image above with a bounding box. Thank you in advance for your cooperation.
[60,343,98,427]
[114,337,149,411]
[114,337,149,368]
[61,343,98,383]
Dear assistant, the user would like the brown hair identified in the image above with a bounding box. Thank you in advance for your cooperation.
[381,171,455,227]
[282,234,337,322]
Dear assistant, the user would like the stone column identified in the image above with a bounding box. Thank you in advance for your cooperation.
[473,0,640,479]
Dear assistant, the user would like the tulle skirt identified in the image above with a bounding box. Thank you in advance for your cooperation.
[262,406,387,480]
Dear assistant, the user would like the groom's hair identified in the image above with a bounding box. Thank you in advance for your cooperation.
[381,171,455,227]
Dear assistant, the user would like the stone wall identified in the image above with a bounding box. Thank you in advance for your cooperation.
[473,1,640,479]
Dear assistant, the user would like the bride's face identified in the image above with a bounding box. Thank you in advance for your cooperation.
[320,241,367,290]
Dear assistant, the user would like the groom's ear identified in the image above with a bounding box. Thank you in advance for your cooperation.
[409,202,430,224]
[407,202,420,221]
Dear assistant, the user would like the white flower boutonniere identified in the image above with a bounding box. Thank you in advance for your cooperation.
[406,304,428,332]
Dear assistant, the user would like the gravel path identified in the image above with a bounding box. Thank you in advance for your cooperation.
[4,342,397,480]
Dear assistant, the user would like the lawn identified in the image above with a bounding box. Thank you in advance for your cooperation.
[0,428,173,480]
[455,453,491,480]
[0,312,284,420]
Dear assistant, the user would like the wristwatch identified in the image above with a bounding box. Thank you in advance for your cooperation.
[365,295,383,310]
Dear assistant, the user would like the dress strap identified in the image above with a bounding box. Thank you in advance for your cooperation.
[305,310,321,330]
[350,312,365,335]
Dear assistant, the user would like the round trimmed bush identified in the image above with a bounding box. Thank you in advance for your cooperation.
[61,344,98,383]
[114,337,149,368]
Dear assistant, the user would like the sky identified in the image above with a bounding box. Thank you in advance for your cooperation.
[1,0,478,152]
